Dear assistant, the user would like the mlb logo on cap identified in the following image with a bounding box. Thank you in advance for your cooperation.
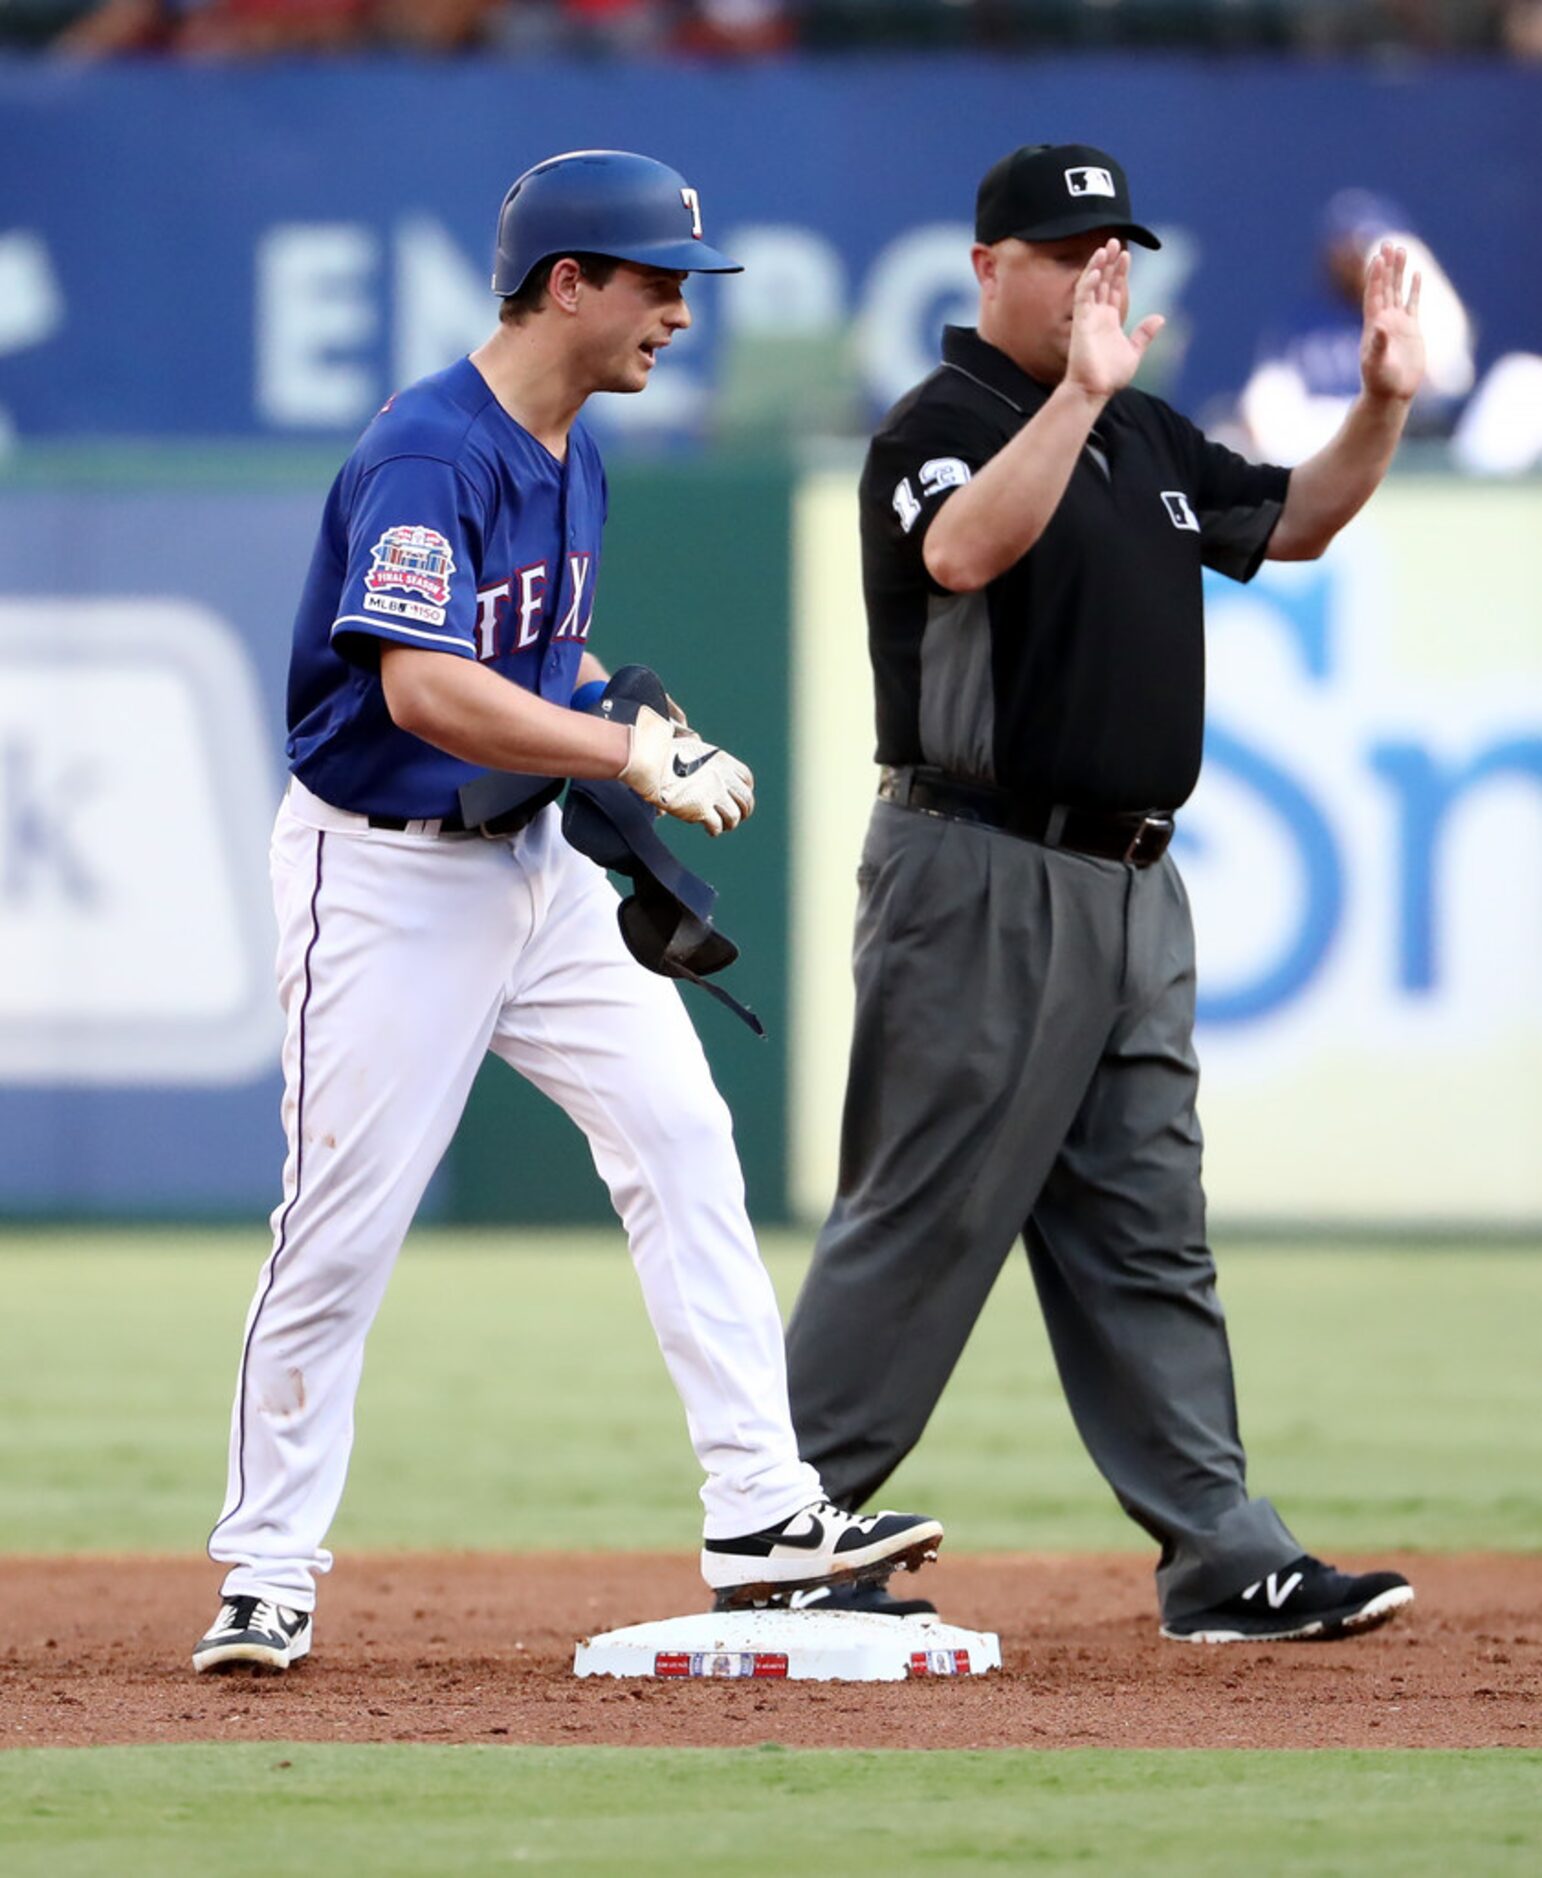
[1066,167,1116,200]
[974,142,1161,250]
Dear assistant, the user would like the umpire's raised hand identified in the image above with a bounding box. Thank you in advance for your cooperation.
[1359,241,1426,402]
[1065,238,1166,400]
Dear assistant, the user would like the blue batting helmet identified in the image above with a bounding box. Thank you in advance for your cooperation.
[491,150,742,296]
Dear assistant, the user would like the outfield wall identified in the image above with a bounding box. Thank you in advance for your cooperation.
[791,472,1542,1232]
[0,461,795,1223]
[2,50,1538,1226]
[2,56,1538,449]
[2,463,1537,1229]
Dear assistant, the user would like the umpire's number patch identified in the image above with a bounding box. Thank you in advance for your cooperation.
[894,458,971,535]
[920,457,971,497]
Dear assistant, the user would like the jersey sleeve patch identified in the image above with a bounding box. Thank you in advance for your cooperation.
[364,523,458,608]
[362,592,448,627]
[920,457,972,497]
[893,456,973,534]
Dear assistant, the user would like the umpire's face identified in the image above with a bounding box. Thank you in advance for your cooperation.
[975,228,1128,384]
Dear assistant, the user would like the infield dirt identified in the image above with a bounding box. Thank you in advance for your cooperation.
[4,1553,1537,1751]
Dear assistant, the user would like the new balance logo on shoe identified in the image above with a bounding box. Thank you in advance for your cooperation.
[1241,1570,1305,1609]
[789,1585,833,1608]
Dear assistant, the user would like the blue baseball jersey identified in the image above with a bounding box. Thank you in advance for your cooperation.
[285,355,606,818]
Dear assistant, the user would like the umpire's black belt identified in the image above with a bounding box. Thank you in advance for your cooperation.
[878,766,1175,868]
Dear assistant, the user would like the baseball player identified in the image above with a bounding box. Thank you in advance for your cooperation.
[193,151,941,1674]
[783,143,1421,1642]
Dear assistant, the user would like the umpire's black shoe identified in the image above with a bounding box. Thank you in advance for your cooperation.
[192,1595,312,1673]
[712,1576,939,1618]
[1160,1556,1413,1643]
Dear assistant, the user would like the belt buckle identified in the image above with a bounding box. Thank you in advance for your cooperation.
[480,801,542,840]
[1124,814,1172,865]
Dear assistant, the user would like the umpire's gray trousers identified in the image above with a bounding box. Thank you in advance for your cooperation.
[785,800,1300,1621]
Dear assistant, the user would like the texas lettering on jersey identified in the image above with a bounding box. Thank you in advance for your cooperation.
[473,551,595,660]
[286,355,610,818]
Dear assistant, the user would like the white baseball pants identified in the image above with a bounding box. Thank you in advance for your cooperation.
[209,782,820,1608]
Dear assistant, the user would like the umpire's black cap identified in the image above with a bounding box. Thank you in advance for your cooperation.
[975,144,1161,251]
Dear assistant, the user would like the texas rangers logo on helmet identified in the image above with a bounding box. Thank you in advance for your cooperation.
[365,524,457,606]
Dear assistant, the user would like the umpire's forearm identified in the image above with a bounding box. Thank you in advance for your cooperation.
[923,380,1106,591]
[1269,388,1412,561]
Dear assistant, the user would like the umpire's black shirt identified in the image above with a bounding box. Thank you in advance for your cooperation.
[862,325,1290,811]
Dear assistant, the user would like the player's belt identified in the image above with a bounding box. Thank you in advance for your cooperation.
[878,766,1174,868]
[367,780,563,838]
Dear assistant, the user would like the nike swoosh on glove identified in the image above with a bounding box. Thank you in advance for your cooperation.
[619,705,755,836]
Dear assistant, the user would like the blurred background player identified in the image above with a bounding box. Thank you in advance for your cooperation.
[1235,183,1542,473]
[1236,187,1475,466]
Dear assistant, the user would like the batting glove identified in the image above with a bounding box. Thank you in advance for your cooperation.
[619,705,755,836]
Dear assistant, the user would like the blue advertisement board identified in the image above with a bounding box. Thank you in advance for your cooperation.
[2,54,1538,1224]
[0,488,313,1215]
[1,56,1537,446]
[788,473,1542,1230]
[0,466,793,1222]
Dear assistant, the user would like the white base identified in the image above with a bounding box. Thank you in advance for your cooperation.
[573,1609,1002,1682]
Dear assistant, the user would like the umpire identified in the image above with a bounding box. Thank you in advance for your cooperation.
[783,144,1423,1642]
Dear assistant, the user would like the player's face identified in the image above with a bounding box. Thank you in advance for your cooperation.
[978,231,1127,382]
[577,263,692,394]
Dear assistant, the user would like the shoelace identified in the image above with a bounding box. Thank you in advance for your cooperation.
[216,1595,290,1635]
[813,1501,881,1533]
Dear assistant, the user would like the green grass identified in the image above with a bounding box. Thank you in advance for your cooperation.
[0,1231,1539,1555]
[2,1745,1539,1877]
[3,1242,1538,1869]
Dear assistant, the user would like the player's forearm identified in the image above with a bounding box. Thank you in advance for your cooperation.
[1268,388,1411,561]
[924,381,1107,591]
[380,646,629,778]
